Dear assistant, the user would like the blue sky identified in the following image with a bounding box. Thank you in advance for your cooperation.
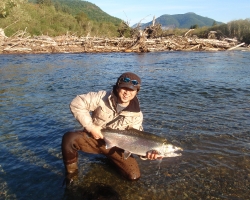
[85,0,250,26]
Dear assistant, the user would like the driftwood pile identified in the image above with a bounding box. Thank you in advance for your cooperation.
[0,28,247,54]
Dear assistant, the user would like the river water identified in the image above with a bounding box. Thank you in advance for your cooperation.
[0,51,249,200]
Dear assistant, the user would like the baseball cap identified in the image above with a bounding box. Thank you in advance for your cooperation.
[116,72,141,91]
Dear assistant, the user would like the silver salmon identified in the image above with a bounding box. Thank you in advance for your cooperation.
[101,128,183,159]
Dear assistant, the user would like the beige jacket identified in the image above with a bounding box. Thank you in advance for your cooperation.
[70,90,143,132]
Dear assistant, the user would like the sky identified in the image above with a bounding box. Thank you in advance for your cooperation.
[85,0,250,26]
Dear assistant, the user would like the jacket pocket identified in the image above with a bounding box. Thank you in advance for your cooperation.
[92,106,112,125]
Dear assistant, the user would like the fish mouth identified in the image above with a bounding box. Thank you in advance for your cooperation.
[176,148,183,155]
[172,147,183,156]
[173,146,183,151]
[175,148,183,154]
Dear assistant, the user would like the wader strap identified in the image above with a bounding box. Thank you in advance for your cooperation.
[106,115,124,127]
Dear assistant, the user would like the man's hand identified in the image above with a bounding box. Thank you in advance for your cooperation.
[146,150,163,160]
[90,125,103,139]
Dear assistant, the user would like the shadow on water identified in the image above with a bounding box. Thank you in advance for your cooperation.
[65,183,121,200]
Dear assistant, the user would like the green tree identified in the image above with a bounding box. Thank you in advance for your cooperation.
[190,24,199,29]
[36,0,52,6]
[1,0,27,18]
[75,12,88,24]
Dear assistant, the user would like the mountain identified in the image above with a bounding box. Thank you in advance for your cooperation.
[29,0,122,25]
[136,12,223,29]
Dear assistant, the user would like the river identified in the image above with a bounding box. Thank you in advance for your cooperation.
[0,51,249,200]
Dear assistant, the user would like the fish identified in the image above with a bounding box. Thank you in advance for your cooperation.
[101,128,183,159]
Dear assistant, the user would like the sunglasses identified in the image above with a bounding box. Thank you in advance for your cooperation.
[121,77,140,86]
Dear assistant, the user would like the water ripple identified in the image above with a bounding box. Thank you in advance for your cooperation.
[0,51,250,199]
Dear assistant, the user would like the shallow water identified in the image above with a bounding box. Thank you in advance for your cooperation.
[0,51,249,200]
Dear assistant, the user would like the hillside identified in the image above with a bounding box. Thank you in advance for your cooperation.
[1,0,122,37]
[28,0,122,25]
[138,12,223,29]
[53,0,121,25]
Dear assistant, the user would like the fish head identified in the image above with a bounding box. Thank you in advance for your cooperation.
[159,142,183,157]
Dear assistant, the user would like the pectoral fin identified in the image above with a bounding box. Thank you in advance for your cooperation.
[124,151,132,159]
[104,138,115,149]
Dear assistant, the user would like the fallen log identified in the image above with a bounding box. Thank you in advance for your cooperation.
[227,42,245,51]
[184,29,194,37]
[3,47,32,52]
[0,31,245,54]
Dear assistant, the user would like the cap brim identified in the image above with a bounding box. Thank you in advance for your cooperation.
[119,83,138,90]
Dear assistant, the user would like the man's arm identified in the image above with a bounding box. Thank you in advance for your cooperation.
[70,91,105,139]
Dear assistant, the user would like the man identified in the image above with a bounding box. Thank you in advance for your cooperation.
[61,72,159,182]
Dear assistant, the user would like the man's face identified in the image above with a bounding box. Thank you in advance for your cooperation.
[117,87,137,106]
